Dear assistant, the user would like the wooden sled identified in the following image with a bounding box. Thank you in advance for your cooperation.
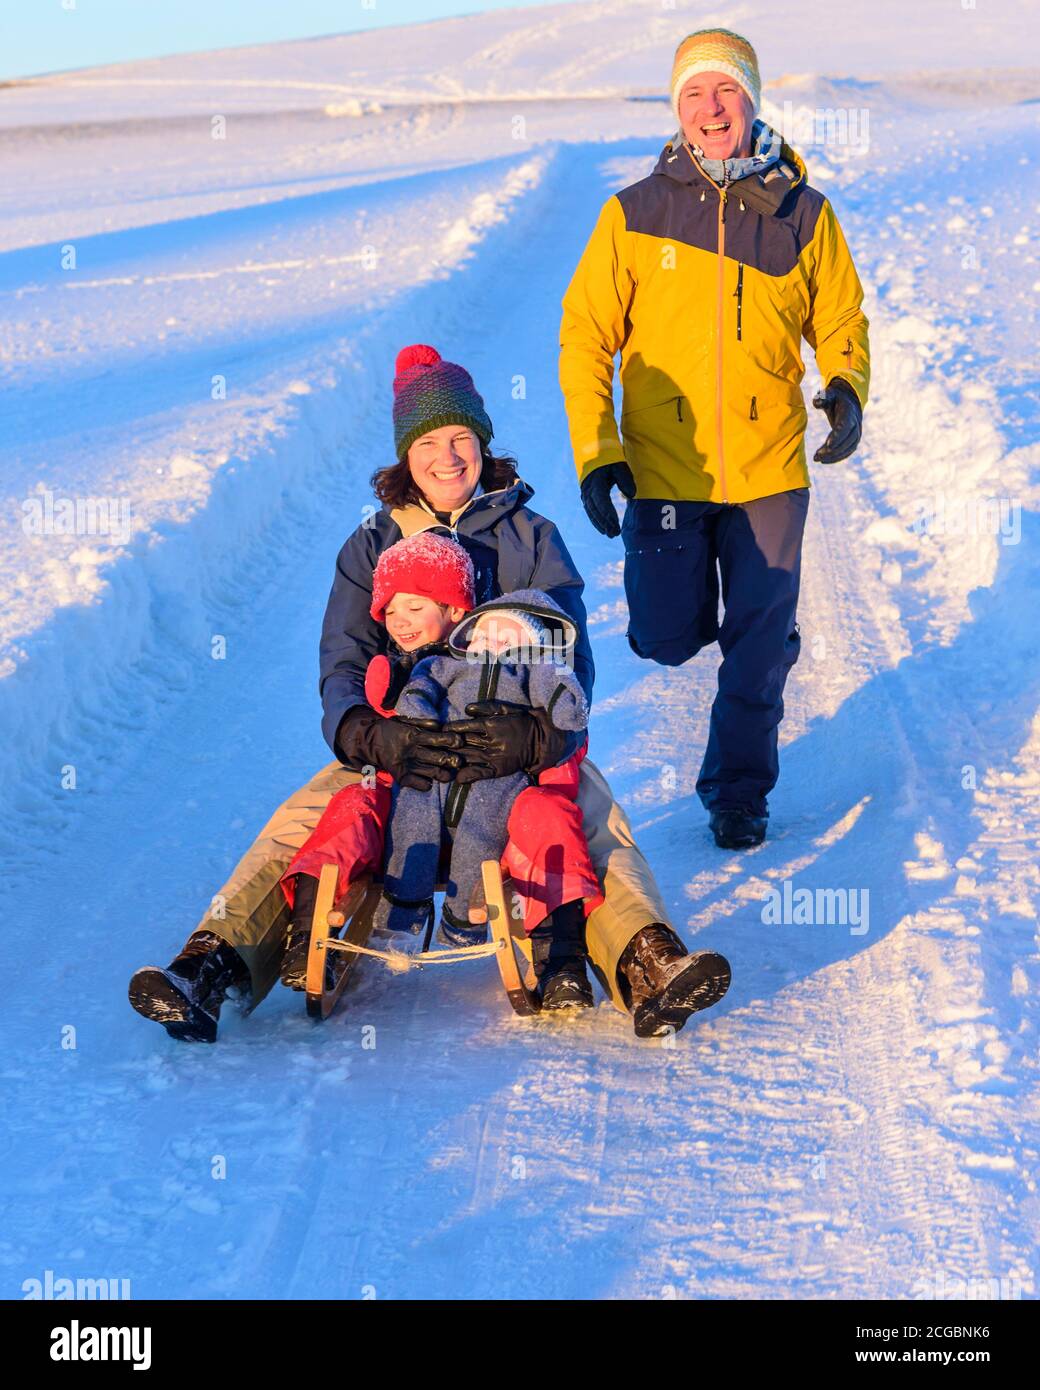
[304,860,541,1020]
[305,864,381,1019]
[482,859,541,1016]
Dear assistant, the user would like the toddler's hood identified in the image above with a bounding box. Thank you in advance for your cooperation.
[448,588,578,658]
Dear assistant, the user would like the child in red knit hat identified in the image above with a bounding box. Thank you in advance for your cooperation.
[278,531,603,1010]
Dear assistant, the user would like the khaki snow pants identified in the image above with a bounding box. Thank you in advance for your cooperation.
[197,757,671,1013]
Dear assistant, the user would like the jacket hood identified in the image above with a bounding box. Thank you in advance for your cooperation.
[388,477,536,540]
[655,122,807,217]
[447,587,578,659]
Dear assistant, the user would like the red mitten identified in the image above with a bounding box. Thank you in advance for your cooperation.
[364,654,395,718]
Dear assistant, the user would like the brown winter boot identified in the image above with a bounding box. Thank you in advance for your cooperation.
[617,926,731,1039]
[129,931,251,1043]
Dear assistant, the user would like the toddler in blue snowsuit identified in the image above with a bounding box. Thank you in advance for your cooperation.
[375,585,589,944]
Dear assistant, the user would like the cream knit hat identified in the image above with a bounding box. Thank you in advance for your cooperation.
[670,28,761,122]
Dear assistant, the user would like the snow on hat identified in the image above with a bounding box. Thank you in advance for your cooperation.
[670,28,761,122]
[370,531,476,623]
[392,344,494,461]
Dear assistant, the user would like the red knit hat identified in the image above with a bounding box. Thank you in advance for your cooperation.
[370,532,476,623]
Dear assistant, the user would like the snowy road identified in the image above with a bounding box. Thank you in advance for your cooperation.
[2,4,1038,1300]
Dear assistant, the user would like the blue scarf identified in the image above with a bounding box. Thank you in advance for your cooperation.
[679,117,783,187]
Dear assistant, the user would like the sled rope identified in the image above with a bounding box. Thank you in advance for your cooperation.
[321,935,503,973]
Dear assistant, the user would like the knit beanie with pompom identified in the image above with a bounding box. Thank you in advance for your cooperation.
[370,531,476,623]
[391,344,494,461]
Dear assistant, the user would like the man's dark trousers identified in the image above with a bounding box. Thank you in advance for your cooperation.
[621,487,810,818]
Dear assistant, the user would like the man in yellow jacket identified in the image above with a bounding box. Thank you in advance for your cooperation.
[559,27,870,849]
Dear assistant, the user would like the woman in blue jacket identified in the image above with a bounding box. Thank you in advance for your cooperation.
[128,346,731,1042]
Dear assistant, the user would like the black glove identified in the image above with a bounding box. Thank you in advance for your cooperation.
[812,378,862,464]
[334,706,464,792]
[580,461,637,538]
[445,700,572,782]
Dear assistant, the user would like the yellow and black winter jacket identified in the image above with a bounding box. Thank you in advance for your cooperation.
[558,132,870,503]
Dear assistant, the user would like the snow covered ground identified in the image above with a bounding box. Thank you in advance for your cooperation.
[2,0,1038,1299]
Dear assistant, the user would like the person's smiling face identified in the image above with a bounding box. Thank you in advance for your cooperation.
[383,592,467,651]
[406,424,482,513]
[678,71,754,161]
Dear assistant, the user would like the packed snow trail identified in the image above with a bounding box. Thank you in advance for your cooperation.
[3,19,1038,1298]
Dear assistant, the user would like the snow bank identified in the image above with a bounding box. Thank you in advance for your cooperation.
[0,136,552,809]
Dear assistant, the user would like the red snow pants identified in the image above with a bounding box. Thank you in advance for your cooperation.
[280,752,603,932]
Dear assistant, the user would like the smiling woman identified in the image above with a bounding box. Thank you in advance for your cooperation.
[371,425,520,513]
[409,426,483,511]
[371,344,520,511]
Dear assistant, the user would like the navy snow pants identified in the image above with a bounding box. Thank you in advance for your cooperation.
[621,487,809,818]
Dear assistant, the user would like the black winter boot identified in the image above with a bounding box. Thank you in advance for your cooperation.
[618,925,731,1038]
[128,932,251,1043]
[709,806,767,850]
[280,873,318,991]
[437,878,490,949]
[531,901,594,1011]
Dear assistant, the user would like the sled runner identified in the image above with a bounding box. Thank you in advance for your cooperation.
[304,860,541,1020]
[481,858,541,1016]
[304,867,382,1019]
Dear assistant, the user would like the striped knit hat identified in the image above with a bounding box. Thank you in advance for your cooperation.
[392,344,494,461]
[670,29,761,122]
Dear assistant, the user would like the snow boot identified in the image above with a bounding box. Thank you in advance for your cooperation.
[709,806,767,850]
[531,900,594,1011]
[437,909,489,949]
[128,932,251,1043]
[280,873,318,992]
[374,888,435,938]
[437,878,490,949]
[618,925,731,1039]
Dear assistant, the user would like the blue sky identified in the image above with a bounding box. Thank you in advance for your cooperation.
[0,0,579,81]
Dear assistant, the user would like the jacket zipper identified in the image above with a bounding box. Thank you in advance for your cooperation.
[715,186,729,503]
[444,657,499,829]
[735,263,744,341]
[686,146,729,503]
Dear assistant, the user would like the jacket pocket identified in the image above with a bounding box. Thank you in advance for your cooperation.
[742,372,806,418]
[620,393,686,426]
[620,394,712,495]
[735,262,808,379]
